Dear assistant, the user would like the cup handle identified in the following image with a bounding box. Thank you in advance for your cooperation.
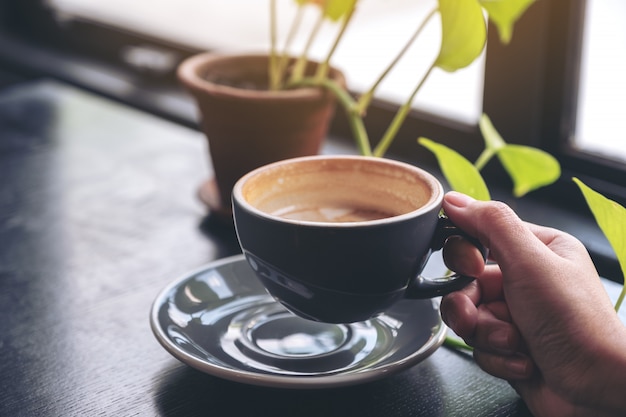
[405,215,488,299]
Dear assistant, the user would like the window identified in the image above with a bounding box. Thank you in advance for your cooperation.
[1,0,623,280]
[480,0,625,206]
[576,0,626,164]
[1,0,623,204]
[42,0,485,124]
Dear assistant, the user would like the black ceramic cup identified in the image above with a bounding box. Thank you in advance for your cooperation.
[232,155,483,323]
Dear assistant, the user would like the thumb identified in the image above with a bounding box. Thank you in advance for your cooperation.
[442,192,549,269]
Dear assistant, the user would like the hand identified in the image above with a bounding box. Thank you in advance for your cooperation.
[440,191,626,417]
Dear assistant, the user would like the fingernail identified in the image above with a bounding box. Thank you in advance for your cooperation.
[445,192,475,208]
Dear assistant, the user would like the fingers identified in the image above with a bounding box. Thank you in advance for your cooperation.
[443,300,536,381]
[443,296,524,354]
[442,236,485,278]
[441,273,530,379]
[443,191,612,330]
[475,265,506,302]
[442,262,504,304]
[440,285,478,339]
[444,192,590,268]
[473,303,522,354]
[440,263,505,340]
[443,298,534,381]
[474,350,535,381]
[442,192,550,270]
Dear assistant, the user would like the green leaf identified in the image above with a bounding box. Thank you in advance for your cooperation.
[435,0,487,72]
[573,178,626,309]
[324,0,357,21]
[479,113,506,152]
[496,145,561,197]
[478,113,560,197]
[474,113,504,170]
[294,0,356,21]
[479,0,535,44]
[419,137,491,201]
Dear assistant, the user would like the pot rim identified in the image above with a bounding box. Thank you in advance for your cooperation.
[177,52,346,101]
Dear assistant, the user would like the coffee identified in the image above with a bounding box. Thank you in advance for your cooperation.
[238,156,431,224]
[271,204,394,222]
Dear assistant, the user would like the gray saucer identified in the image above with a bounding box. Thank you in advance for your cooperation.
[150,255,446,389]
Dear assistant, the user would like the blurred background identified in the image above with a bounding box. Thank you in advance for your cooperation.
[0,0,624,277]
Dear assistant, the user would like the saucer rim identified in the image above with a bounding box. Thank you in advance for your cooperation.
[150,254,446,389]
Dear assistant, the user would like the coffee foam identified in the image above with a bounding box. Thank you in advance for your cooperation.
[241,157,436,223]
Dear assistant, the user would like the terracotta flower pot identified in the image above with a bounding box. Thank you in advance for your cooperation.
[177,53,346,220]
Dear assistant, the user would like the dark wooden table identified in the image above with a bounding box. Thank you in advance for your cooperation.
[1,79,622,416]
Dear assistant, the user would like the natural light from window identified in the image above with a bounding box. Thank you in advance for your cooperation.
[576,0,626,163]
[45,0,485,125]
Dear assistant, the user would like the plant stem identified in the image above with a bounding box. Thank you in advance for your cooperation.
[356,7,438,115]
[373,62,435,157]
[315,0,358,82]
[277,4,306,89]
[474,148,496,171]
[290,7,326,84]
[269,0,280,90]
[444,335,474,352]
[290,76,372,156]
[348,111,373,156]
[476,114,506,169]
[616,286,626,312]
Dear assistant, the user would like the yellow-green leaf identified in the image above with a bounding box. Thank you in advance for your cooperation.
[419,137,491,201]
[479,113,506,152]
[496,145,561,197]
[477,113,560,197]
[435,0,487,72]
[479,0,535,44]
[324,0,357,21]
[573,178,626,309]
[294,0,356,21]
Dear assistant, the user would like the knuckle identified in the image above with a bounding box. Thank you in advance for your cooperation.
[480,201,516,223]
[477,200,524,236]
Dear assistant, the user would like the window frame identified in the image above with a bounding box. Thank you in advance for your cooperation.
[483,0,625,206]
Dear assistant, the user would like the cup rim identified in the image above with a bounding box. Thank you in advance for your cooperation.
[232,155,444,227]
